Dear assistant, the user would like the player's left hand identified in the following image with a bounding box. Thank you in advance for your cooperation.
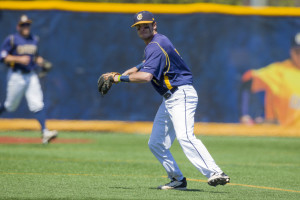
[97,72,120,95]
[38,60,53,78]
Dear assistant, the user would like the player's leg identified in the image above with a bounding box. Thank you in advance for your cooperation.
[3,71,27,113]
[25,73,45,127]
[0,104,5,115]
[166,85,229,186]
[148,101,186,189]
[25,73,57,143]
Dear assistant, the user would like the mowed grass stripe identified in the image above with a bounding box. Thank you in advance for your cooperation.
[1,172,299,194]
[1,157,299,167]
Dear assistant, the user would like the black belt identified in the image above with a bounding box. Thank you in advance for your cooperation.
[163,86,178,100]
[12,68,31,74]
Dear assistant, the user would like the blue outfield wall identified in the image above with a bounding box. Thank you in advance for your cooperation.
[0,9,300,122]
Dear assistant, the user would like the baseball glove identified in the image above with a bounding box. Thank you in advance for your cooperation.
[38,60,53,78]
[97,72,120,95]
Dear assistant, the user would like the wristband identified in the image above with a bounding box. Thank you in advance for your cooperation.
[136,62,144,70]
[120,75,130,82]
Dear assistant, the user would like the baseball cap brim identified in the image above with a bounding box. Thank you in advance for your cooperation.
[18,20,32,25]
[131,20,154,27]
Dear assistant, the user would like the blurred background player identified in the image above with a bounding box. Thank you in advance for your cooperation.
[0,15,57,144]
[240,32,300,126]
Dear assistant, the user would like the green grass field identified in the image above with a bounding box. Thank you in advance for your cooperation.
[0,131,299,199]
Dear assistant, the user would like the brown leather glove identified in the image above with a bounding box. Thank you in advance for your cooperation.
[38,60,52,78]
[97,72,120,95]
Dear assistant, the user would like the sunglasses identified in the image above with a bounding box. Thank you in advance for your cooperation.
[20,23,31,27]
[136,24,151,31]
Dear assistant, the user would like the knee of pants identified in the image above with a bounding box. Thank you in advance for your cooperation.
[148,140,156,151]
[176,136,191,145]
[4,103,18,112]
[28,102,44,113]
[148,139,161,152]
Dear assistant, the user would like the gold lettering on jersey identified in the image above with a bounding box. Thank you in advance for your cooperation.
[290,95,300,109]
[16,45,37,55]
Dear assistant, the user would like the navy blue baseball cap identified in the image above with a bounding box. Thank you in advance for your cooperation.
[131,11,155,27]
[291,32,300,48]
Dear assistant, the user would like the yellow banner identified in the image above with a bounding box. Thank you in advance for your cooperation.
[0,119,299,137]
[1,1,300,16]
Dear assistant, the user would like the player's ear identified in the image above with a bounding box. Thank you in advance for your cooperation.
[153,22,157,32]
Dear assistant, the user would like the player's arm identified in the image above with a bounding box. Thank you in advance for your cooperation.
[116,44,161,83]
[4,55,30,65]
[0,35,30,65]
[122,62,144,75]
[0,36,29,65]
[0,36,30,65]
[114,71,153,83]
[241,70,254,82]
[122,67,138,75]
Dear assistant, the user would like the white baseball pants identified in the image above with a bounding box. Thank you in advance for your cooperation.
[4,69,44,113]
[148,85,222,180]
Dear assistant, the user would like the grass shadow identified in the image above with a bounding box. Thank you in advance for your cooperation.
[149,187,229,194]
[109,187,134,190]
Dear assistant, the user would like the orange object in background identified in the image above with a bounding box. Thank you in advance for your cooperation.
[250,59,300,126]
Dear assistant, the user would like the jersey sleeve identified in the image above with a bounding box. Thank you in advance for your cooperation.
[34,35,40,57]
[0,36,12,62]
[139,43,166,79]
[251,63,281,94]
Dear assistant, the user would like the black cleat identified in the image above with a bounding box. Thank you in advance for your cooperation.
[157,177,187,190]
[208,172,230,187]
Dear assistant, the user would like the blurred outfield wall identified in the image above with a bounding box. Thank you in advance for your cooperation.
[0,1,300,122]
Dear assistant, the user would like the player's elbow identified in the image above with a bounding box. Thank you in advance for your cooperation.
[143,73,153,82]
[3,54,12,64]
[1,55,9,63]
[3,57,10,64]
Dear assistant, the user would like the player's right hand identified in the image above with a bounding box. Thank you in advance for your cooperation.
[17,55,31,65]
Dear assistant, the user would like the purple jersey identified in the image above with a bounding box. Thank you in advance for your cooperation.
[140,33,193,95]
[0,33,39,73]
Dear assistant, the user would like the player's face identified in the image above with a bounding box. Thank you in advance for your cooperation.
[136,23,156,41]
[17,23,31,37]
[291,48,300,68]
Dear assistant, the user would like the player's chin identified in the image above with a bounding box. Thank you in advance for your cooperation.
[139,34,152,40]
[21,30,30,37]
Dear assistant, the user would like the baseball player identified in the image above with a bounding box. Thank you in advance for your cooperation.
[0,15,57,144]
[101,11,230,189]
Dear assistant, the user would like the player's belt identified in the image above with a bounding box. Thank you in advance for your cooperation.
[12,68,31,74]
[163,86,178,100]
